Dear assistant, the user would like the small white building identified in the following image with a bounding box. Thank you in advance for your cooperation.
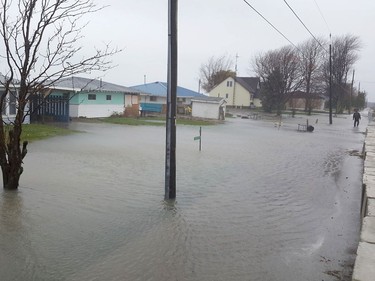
[191,96,226,120]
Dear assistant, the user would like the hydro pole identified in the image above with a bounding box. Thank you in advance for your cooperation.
[165,0,178,200]
[329,43,333,125]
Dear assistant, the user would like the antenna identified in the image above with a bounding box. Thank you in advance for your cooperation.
[235,53,239,74]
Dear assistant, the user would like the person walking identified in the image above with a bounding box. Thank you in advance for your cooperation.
[353,109,361,127]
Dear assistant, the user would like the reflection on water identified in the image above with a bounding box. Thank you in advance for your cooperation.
[0,116,365,281]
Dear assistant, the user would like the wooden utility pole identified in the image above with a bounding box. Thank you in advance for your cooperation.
[349,69,355,114]
[232,53,239,106]
[165,0,178,200]
[329,43,333,125]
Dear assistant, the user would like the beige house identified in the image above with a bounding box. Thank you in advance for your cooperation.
[286,91,325,111]
[208,77,261,108]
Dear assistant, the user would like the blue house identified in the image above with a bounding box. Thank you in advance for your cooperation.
[130,81,205,114]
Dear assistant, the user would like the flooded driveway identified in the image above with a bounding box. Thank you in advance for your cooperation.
[0,114,366,281]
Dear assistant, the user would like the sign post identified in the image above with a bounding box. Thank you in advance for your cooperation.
[194,126,202,151]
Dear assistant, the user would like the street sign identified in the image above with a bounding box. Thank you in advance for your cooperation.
[194,136,200,141]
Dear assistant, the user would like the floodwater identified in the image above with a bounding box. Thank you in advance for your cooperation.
[0,113,366,281]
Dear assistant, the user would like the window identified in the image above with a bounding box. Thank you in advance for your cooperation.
[150,96,157,102]
[9,92,16,115]
[226,93,229,98]
[88,94,96,100]
[1,92,6,114]
[106,95,112,101]
[227,81,233,87]
[0,91,17,115]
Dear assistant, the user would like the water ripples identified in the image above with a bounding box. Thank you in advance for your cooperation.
[0,117,365,281]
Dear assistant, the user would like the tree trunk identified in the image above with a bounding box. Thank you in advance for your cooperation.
[2,164,21,190]
[0,126,27,190]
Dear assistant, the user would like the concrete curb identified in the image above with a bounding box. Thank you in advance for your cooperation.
[352,123,375,281]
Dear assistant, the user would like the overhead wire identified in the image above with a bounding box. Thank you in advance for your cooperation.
[241,0,302,53]
[312,0,331,36]
[282,0,328,53]
[241,0,369,96]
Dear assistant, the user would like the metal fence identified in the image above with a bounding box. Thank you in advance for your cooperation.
[30,95,69,123]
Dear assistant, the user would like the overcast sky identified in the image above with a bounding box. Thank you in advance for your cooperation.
[53,0,375,101]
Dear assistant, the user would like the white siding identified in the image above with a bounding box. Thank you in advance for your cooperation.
[209,77,252,107]
[192,101,220,119]
[2,103,30,124]
[209,77,234,105]
[70,104,124,118]
[233,83,251,107]
[69,105,79,118]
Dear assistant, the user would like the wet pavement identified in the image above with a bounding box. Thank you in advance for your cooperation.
[0,113,366,281]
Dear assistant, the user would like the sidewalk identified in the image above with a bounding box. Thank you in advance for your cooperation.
[352,122,375,281]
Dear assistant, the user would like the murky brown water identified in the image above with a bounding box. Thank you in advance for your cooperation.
[0,114,366,281]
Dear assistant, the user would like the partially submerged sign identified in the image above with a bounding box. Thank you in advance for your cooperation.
[194,127,202,151]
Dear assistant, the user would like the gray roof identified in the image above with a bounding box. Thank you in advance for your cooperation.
[235,77,260,95]
[0,74,20,85]
[191,96,226,104]
[130,81,204,98]
[53,76,140,94]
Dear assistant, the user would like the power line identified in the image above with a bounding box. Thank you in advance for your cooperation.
[312,0,331,35]
[283,0,328,53]
[241,0,302,52]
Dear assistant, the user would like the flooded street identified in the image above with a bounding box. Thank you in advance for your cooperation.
[0,114,366,281]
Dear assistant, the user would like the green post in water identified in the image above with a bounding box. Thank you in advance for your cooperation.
[193,127,202,151]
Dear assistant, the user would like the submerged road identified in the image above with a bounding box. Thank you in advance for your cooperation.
[0,113,366,281]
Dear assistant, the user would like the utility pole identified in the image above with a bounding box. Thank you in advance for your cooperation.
[233,53,239,107]
[349,69,355,114]
[329,43,333,125]
[165,0,178,200]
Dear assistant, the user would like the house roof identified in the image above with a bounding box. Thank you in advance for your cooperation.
[130,81,204,98]
[52,76,141,94]
[0,74,20,86]
[209,76,261,98]
[235,77,260,95]
[191,96,226,104]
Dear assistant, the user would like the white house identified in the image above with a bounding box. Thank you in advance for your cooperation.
[0,75,30,124]
[208,76,261,108]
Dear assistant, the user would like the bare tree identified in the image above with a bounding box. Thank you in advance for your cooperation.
[324,34,361,113]
[253,45,302,115]
[0,0,120,189]
[199,54,234,93]
[297,38,326,114]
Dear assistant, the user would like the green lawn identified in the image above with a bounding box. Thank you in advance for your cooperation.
[20,124,77,142]
[10,116,217,143]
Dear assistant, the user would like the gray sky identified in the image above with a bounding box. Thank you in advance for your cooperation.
[43,0,375,101]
